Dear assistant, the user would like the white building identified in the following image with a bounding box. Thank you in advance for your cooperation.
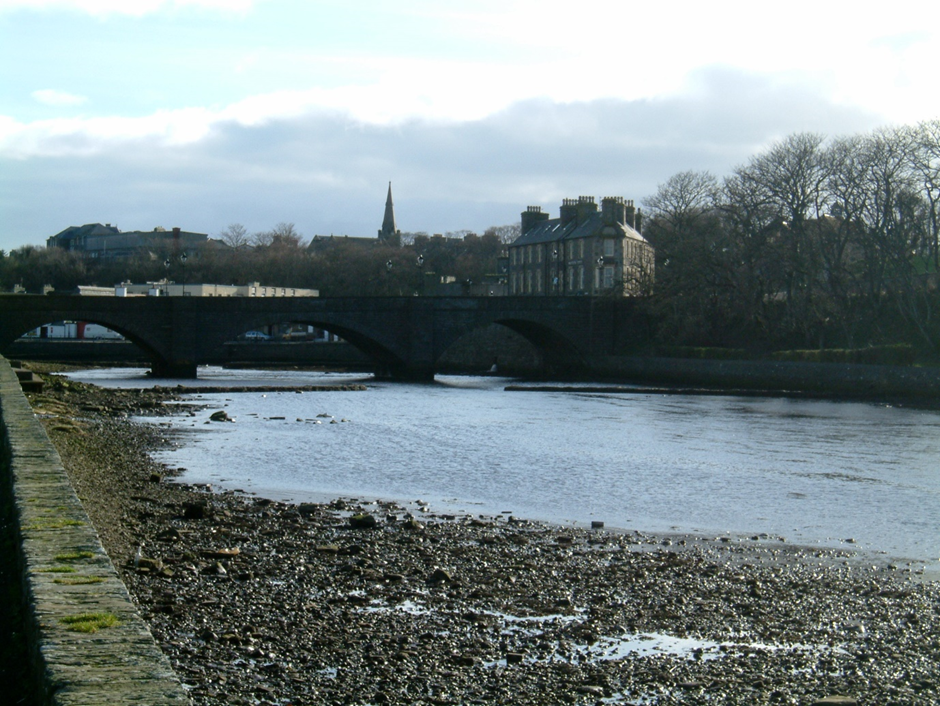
[111,282,319,297]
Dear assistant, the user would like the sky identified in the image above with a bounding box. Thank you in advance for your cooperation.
[1,0,938,250]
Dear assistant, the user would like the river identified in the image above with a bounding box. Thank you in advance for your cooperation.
[69,366,940,566]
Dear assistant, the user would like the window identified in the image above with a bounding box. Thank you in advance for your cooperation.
[578,266,584,290]
[603,265,615,288]
[579,240,584,258]
[604,239,615,257]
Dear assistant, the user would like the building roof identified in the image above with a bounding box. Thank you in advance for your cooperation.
[51,223,120,243]
[51,224,207,243]
[307,234,381,252]
[512,212,648,247]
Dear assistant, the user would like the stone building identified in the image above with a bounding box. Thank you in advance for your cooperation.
[507,196,654,296]
[46,224,211,259]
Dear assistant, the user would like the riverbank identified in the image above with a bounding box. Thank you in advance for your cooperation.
[25,368,940,706]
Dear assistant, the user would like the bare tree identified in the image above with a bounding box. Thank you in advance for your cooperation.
[730,133,833,345]
[643,170,719,234]
[219,223,250,250]
[642,170,741,345]
[485,224,521,244]
[269,222,304,249]
[906,120,940,270]
[254,222,304,249]
[252,230,273,247]
[816,135,875,346]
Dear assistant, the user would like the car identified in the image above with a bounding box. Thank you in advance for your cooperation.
[241,330,271,341]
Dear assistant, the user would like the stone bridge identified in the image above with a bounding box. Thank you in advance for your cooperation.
[0,295,647,379]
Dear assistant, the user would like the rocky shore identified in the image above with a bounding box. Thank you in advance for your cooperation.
[25,368,940,706]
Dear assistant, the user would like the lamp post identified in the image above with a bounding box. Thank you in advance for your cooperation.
[552,248,559,295]
[161,251,188,295]
[596,255,605,294]
[385,259,393,296]
[416,254,425,295]
[179,252,188,296]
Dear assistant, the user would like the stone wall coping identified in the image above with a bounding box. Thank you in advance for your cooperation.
[0,357,190,704]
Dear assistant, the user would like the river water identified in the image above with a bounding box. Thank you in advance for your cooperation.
[69,367,940,566]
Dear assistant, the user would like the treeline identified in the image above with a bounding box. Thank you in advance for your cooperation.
[641,121,940,357]
[0,224,516,297]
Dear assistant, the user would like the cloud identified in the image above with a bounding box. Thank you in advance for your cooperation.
[0,108,221,159]
[0,0,258,16]
[31,89,88,106]
[1,67,882,162]
[0,67,891,249]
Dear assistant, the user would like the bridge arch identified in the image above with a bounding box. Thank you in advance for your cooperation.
[433,317,587,377]
[211,314,413,378]
[492,318,586,375]
[0,306,175,373]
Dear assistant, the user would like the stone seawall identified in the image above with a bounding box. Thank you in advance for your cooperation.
[591,355,940,400]
[0,357,190,705]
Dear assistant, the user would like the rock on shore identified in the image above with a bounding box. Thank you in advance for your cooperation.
[27,369,940,706]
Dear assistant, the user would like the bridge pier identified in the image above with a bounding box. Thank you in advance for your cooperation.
[374,361,436,382]
[395,364,436,382]
[150,359,198,379]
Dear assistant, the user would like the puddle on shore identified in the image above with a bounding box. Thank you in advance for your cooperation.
[360,598,843,670]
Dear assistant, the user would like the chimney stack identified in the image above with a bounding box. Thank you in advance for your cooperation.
[576,195,597,223]
[601,196,626,226]
[520,205,549,235]
[560,198,579,225]
[624,200,636,230]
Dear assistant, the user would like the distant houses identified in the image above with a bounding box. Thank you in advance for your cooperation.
[507,196,654,296]
[46,224,213,259]
[41,188,654,299]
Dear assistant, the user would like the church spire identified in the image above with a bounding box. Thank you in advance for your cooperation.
[379,181,397,242]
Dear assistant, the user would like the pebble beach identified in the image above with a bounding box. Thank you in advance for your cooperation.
[27,370,940,706]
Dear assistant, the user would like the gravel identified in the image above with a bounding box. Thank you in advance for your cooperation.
[27,370,940,706]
